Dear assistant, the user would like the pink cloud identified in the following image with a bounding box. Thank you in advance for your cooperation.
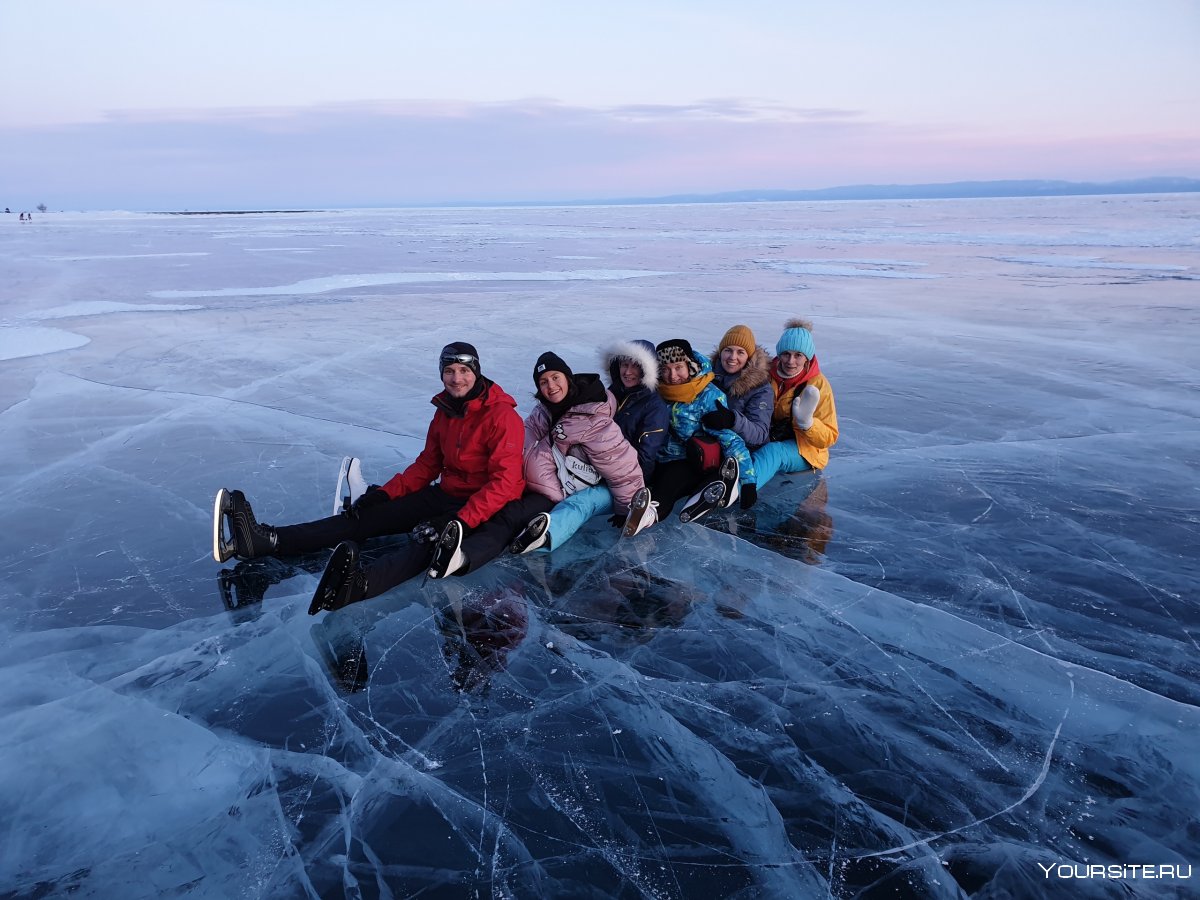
[6,99,1197,210]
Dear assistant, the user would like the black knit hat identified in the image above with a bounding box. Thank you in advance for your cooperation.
[533,351,573,385]
[440,341,481,376]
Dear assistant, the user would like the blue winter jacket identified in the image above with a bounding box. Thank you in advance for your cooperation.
[657,352,755,485]
[604,340,670,480]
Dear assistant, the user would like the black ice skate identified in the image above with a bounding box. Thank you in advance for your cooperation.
[428,519,468,578]
[679,481,726,524]
[212,488,279,563]
[718,456,741,509]
[308,541,368,615]
[621,487,658,538]
[510,512,551,554]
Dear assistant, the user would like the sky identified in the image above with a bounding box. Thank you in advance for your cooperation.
[2,0,1198,210]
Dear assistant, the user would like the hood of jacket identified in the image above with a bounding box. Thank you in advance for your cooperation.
[709,345,771,398]
[602,340,659,392]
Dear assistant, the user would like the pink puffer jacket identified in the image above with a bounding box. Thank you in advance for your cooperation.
[523,376,645,513]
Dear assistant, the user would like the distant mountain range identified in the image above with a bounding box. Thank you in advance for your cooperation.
[497,176,1200,207]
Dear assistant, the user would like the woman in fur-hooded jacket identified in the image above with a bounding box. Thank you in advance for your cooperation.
[602,338,670,480]
[707,324,774,451]
[522,352,645,515]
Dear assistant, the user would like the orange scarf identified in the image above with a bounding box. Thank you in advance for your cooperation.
[658,371,714,404]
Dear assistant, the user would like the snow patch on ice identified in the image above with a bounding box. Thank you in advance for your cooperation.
[0,326,90,361]
[29,301,203,320]
[994,254,1190,271]
[149,269,668,298]
[40,252,209,261]
[759,259,940,279]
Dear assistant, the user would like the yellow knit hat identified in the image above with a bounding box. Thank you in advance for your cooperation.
[718,324,756,356]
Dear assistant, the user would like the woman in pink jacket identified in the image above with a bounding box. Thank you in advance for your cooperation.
[514,352,647,551]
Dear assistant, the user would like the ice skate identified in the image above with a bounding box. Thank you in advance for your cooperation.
[428,519,468,578]
[718,456,740,509]
[333,456,368,515]
[308,541,368,615]
[621,488,658,537]
[213,488,279,563]
[510,512,551,554]
[679,481,726,524]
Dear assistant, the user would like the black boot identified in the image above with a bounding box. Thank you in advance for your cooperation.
[309,542,369,615]
[228,490,279,560]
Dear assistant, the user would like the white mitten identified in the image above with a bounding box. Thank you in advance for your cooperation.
[791,385,820,430]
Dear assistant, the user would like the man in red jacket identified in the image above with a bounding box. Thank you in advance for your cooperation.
[213,341,525,613]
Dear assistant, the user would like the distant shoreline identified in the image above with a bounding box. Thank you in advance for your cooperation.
[83,176,1200,215]
[151,210,317,216]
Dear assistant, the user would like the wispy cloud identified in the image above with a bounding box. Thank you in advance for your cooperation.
[6,98,1197,210]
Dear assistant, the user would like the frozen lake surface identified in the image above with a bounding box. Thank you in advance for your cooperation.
[1,197,1197,898]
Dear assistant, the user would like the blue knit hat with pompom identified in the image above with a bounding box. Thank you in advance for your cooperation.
[776,319,815,359]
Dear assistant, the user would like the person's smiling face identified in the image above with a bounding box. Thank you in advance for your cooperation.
[777,351,807,378]
[618,359,643,389]
[442,363,477,397]
[537,370,570,403]
[662,360,692,385]
[720,345,749,374]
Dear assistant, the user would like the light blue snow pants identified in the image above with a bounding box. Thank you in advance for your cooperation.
[545,485,614,551]
[752,440,812,489]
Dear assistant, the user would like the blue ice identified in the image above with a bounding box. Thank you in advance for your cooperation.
[1,196,1197,898]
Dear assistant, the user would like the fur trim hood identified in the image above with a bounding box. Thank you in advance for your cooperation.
[709,345,771,398]
[602,340,659,390]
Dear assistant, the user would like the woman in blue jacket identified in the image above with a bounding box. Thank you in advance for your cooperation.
[649,338,757,521]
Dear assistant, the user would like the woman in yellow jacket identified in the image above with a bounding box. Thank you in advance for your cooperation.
[752,318,838,487]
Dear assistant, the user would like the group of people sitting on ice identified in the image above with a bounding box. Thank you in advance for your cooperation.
[212,318,838,615]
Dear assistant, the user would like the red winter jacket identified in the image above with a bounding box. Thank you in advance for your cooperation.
[380,380,525,529]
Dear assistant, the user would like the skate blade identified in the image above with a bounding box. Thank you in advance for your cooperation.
[212,489,236,563]
[621,491,651,537]
[719,458,741,508]
[309,544,352,615]
[680,483,724,524]
[333,457,353,516]
[427,524,462,579]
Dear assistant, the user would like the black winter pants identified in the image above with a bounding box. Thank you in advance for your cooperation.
[274,485,464,555]
[648,459,707,518]
[274,485,465,600]
[460,492,555,574]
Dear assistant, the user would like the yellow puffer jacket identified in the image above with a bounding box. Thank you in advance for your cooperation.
[770,372,838,470]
